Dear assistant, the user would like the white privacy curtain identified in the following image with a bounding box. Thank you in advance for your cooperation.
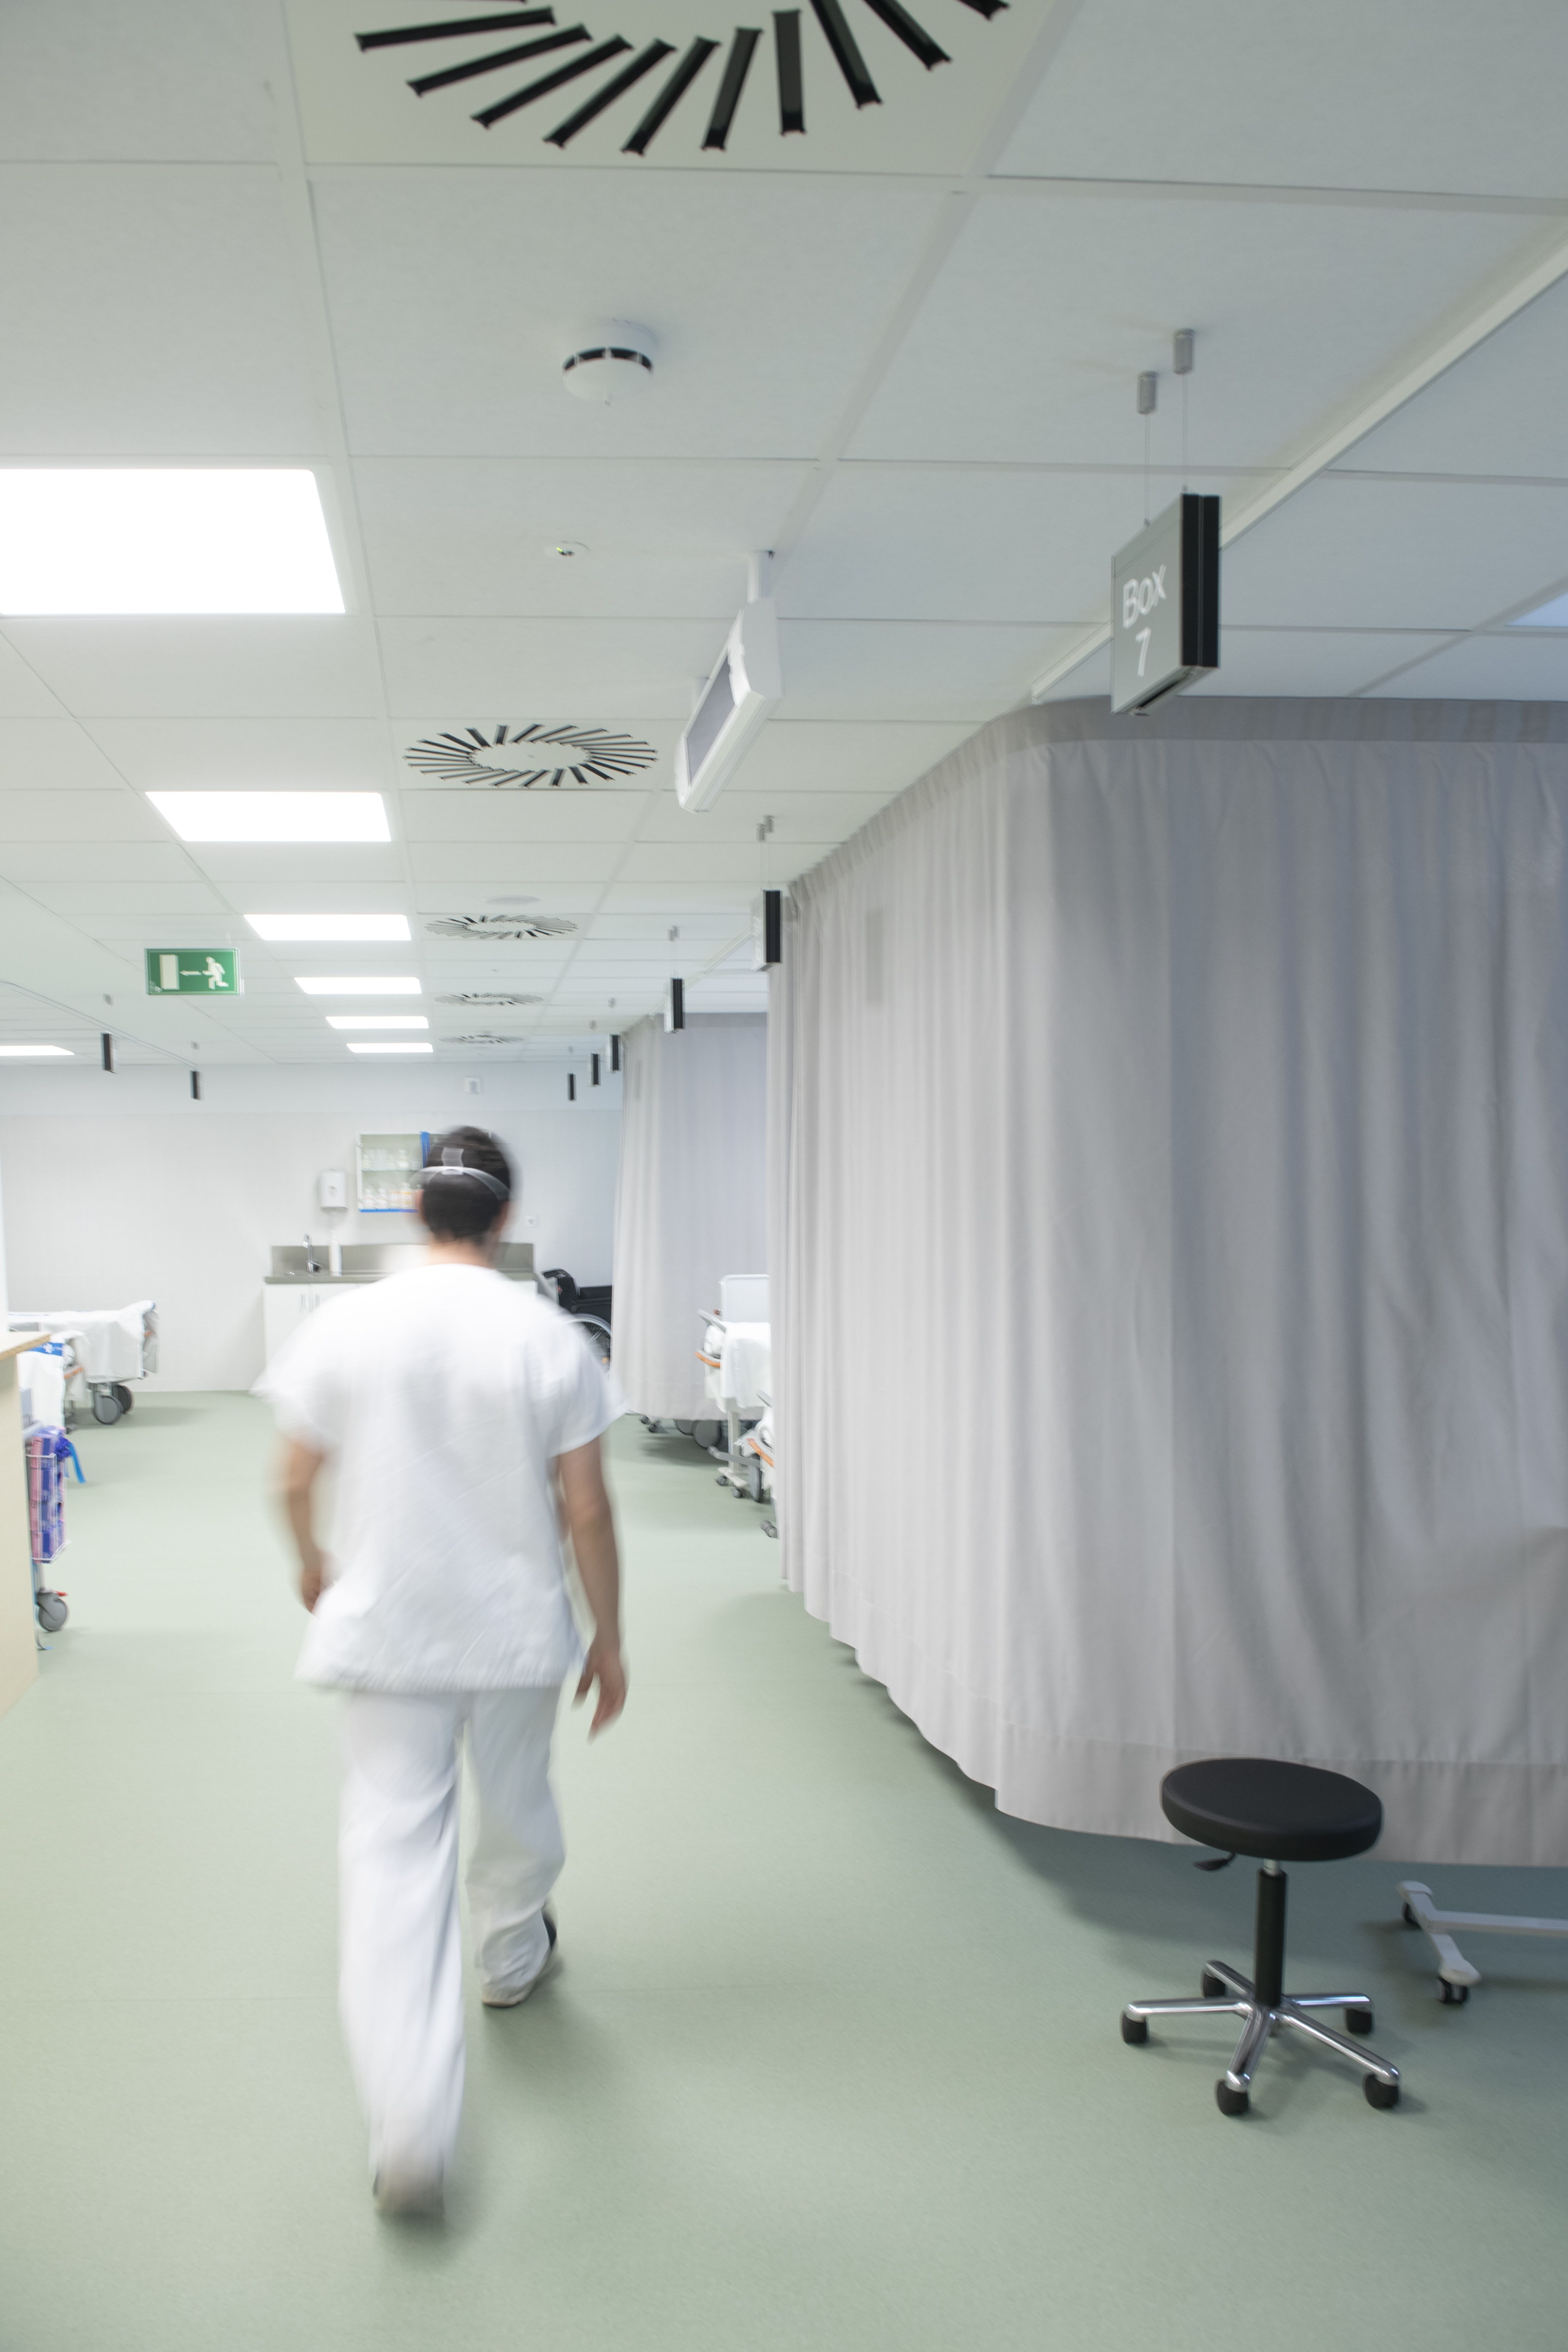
[613,1012,767,1418]
[771,699,1568,1865]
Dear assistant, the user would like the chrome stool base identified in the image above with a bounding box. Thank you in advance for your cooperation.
[1122,1956,1399,2113]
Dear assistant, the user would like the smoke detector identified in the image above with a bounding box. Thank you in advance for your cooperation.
[563,321,655,406]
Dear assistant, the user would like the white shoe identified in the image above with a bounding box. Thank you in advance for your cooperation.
[372,2160,444,2219]
[481,1906,559,2008]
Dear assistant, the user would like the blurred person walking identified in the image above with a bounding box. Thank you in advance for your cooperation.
[261,1126,625,2218]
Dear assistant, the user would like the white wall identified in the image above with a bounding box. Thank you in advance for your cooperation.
[0,1061,621,1391]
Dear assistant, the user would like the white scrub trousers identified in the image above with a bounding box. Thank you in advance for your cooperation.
[338,1684,565,2185]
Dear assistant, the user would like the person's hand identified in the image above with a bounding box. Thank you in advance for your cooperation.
[574,1634,627,1735]
[299,1554,328,1613]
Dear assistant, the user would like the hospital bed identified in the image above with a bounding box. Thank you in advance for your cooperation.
[8,1301,158,1424]
[697,1276,773,1508]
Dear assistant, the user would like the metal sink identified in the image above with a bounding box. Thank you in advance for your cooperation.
[267,1241,534,1285]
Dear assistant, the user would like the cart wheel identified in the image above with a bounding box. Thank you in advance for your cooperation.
[1215,2080,1249,2118]
[1438,1979,1469,2006]
[113,1383,134,1415]
[91,1388,122,1424]
[673,1420,694,1438]
[1345,2006,1374,2036]
[1201,1969,1227,1999]
[1120,2012,1148,2045]
[1364,2074,1399,2109]
[36,1592,68,1633]
[693,1419,722,1450]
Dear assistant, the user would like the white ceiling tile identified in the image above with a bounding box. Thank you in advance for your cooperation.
[84,718,396,792]
[0,789,168,841]
[639,792,894,844]
[355,458,809,619]
[4,621,385,718]
[601,883,756,914]
[1222,478,1568,629]
[1334,278,1568,481]
[587,911,742,940]
[1361,632,1568,699]
[0,842,195,880]
[379,619,727,717]
[729,720,972,795]
[1035,648,1111,703]
[782,466,1245,625]
[1187,630,1457,697]
[408,844,621,882]
[0,637,70,719]
[779,621,1063,720]
[0,1,276,163]
[0,168,320,453]
[313,170,948,460]
[22,881,228,915]
[617,841,836,884]
[183,846,405,884]
[0,719,127,787]
[995,0,1568,198]
[847,192,1544,469]
[400,792,645,846]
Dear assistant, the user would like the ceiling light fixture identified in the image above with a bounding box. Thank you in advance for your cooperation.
[0,1044,73,1057]
[148,792,390,844]
[0,469,343,615]
[347,1040,434,1054]
[326,1015,429,1031]
[247,914,410,942]
[296,975,421,996]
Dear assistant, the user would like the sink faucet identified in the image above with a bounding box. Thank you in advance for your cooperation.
[304,1231,322,1274]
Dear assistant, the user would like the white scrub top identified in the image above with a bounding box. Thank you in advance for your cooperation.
[259,1265,617,1695]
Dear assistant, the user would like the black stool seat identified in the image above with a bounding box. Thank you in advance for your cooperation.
[1162,1758,1382,1864]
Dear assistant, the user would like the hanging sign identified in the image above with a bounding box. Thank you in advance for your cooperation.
[1110,493,1220,715]
[145,949,241,996]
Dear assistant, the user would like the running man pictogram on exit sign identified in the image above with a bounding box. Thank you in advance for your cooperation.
[144,950,241,995]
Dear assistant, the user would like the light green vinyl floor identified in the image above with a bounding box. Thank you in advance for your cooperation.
[1,1396,1566,2351]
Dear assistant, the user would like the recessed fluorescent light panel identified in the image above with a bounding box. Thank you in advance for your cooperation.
[0,470,344,615]
[1511,590,1568,628]
[0,1044,73,1057]
[326,1015,428,1031]
[247,914,409,942]
[296,975,420,996]
[347,1041,433,1054]
[149,793,389,844]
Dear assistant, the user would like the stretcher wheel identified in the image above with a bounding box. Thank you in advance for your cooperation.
[91,1388,122,1424]
[36,1591,68,1633]
[673,1420,694,1437]
[113,1383,134,1415]
[692,1420,722,1450]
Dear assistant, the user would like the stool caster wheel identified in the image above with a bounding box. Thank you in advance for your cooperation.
[1215,2080,1249,2117]
[1364,2074,1399,2109]
[1120,2012,1148,2045]
[1438,1979,1469,2006]
[1345,2006,1374,2036]
[1402,1903,1419,1928]
[1201,1969,1226,1999]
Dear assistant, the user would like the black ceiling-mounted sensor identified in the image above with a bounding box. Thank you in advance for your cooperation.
[101,1032,114,1074]
[568,1070,577,1101]
[610,1033,621,1072]
[191,1071,202,1101]
[664,976,684,1032]
[591,1051,601,1086]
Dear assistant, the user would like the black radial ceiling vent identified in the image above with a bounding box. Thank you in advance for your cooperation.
[356,0,1004,155]
[427,914,578,940]
[436,991,544,1006]
[405,724,658,789]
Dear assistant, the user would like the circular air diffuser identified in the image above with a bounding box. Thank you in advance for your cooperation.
[563,322,655,405]
[426,914,577,942]
[436,993,543,1009]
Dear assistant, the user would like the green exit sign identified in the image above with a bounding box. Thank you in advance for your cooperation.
[145,949,241,996]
